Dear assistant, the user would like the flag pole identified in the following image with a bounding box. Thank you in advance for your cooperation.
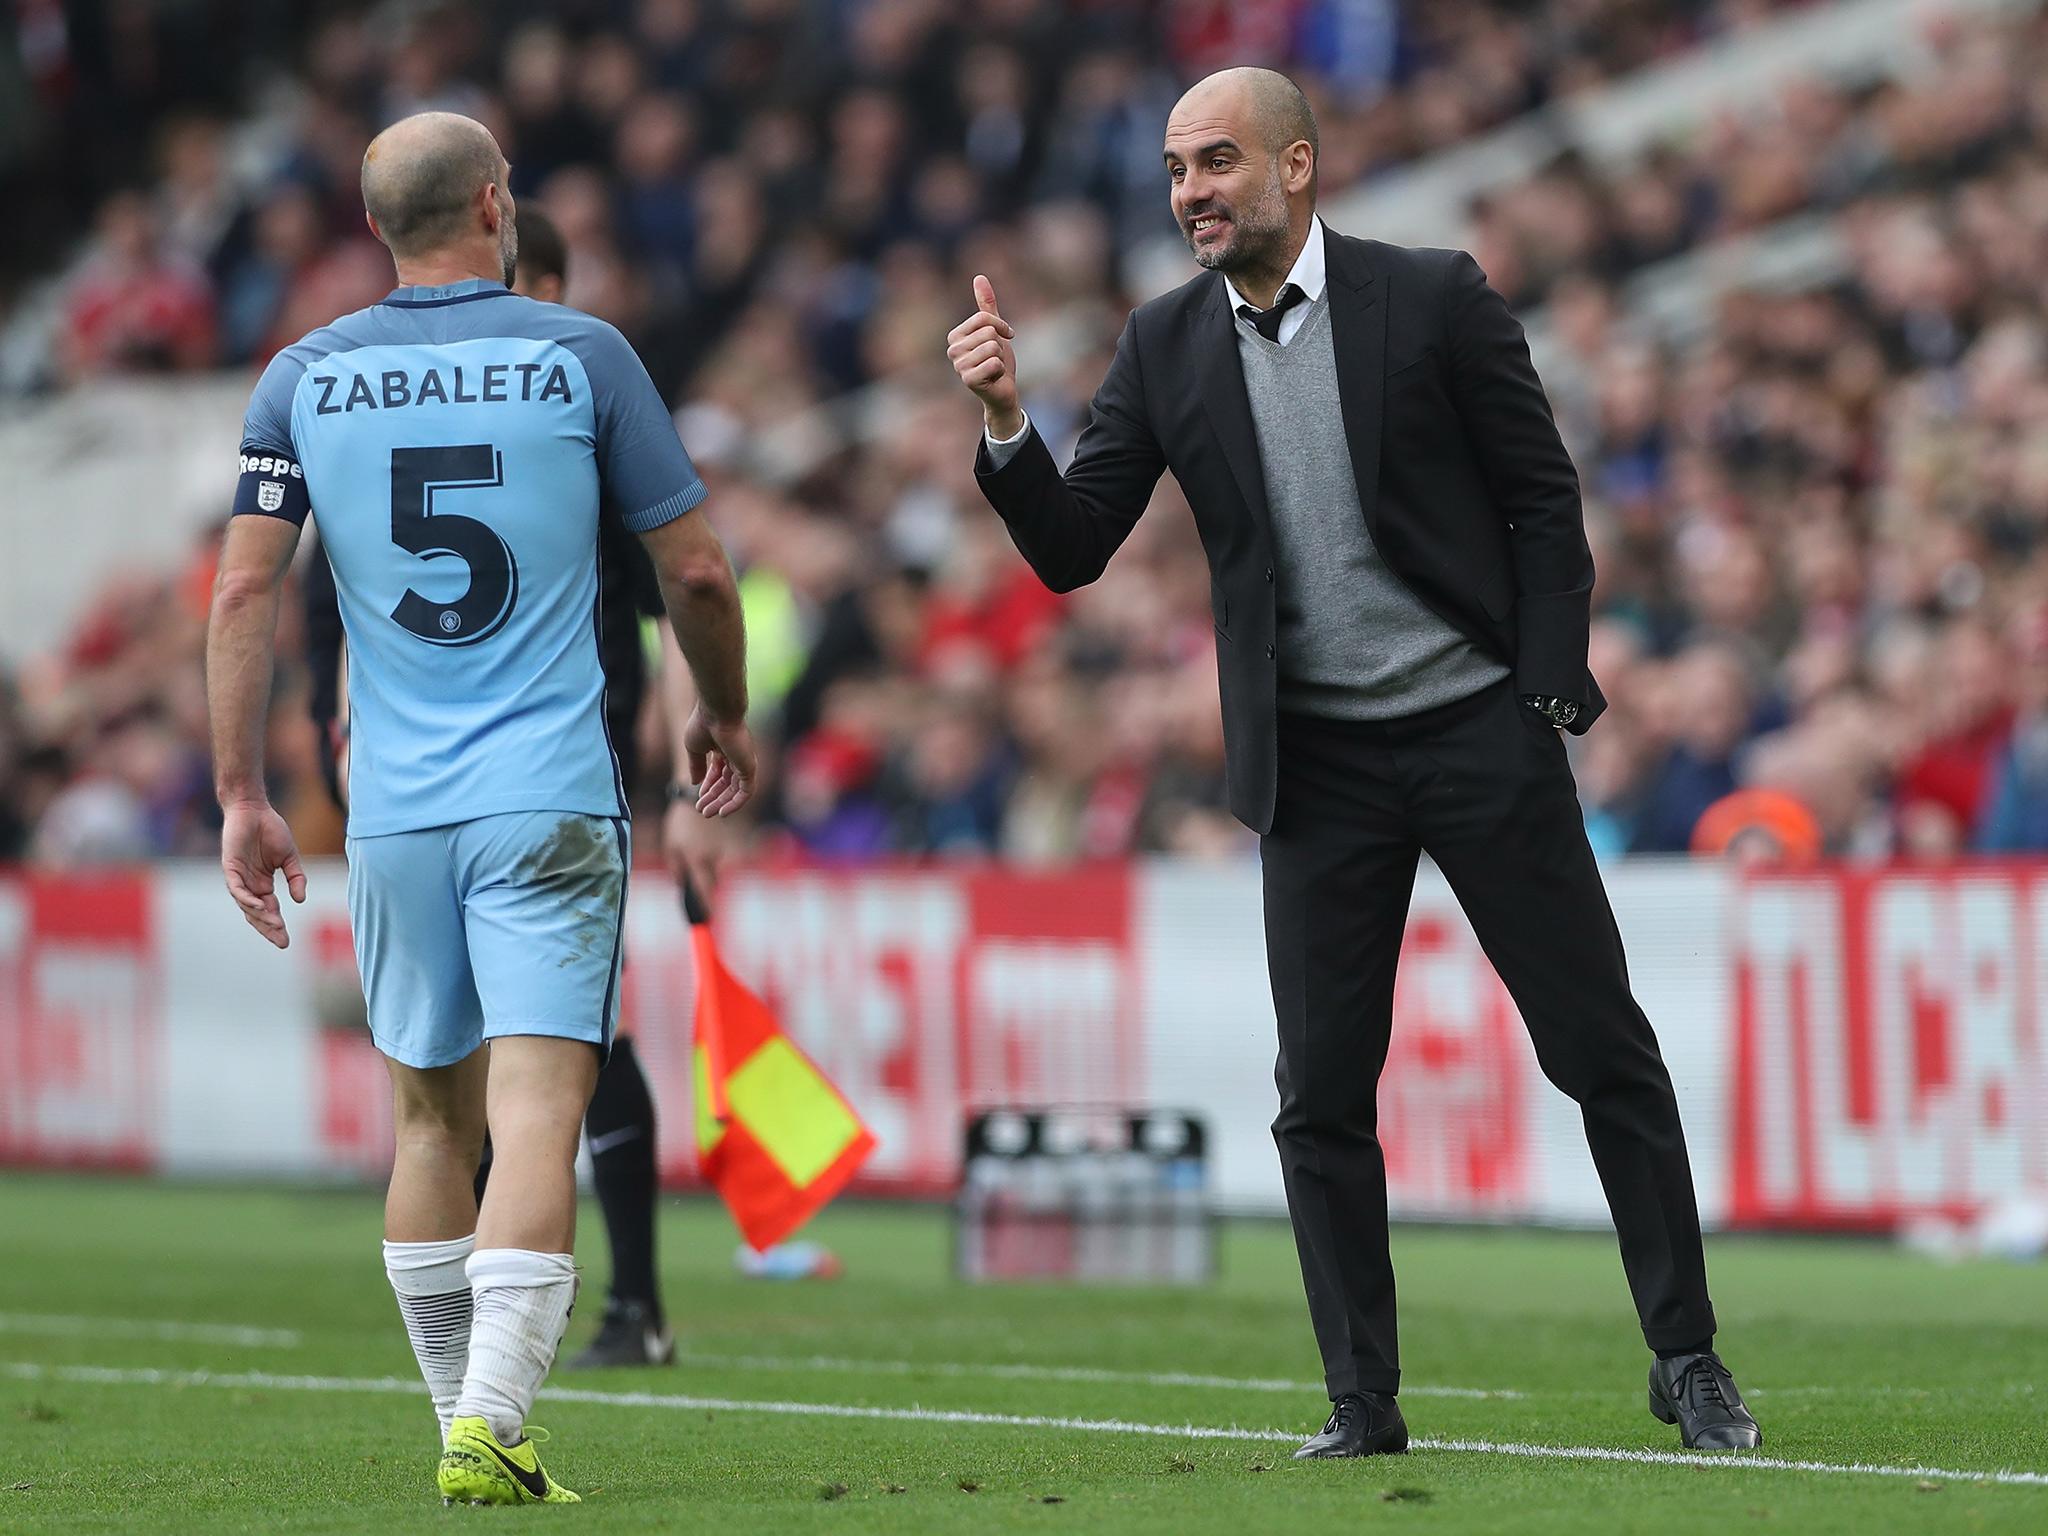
[683,873,731,1122]
[680,871,711,928]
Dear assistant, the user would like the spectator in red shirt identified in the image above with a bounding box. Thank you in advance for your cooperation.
[60,190,218,380]
[1897,618,2016,856]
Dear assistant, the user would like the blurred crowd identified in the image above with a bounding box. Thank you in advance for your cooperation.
[1466,7,2037,309]
[14,0,2048,868]
[1530,4,2048,862]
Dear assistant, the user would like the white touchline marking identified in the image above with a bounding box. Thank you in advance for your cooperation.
[0,1326,1975,1405]
[668,1350,1520,1400]
[6,1362,2044,1489]
[0,1314,301,1349]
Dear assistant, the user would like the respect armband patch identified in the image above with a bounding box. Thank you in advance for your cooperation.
[232,451,311,524]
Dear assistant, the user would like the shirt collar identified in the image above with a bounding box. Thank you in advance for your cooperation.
[1224,216,1327,316]
[381,277,511,307]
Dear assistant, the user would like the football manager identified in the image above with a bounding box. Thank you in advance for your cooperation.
[948,66,1761,1460]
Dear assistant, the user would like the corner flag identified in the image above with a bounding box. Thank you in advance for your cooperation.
[685,879,876,1252]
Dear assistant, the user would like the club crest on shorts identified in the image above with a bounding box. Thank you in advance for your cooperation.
[257,480,286,513]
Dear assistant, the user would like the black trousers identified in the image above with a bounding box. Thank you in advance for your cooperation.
[1261,680,1715,1398]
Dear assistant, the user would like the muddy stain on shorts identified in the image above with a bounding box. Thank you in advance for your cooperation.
[513,815,626,966]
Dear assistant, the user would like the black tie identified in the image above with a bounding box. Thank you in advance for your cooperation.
[1239,282,1306,342]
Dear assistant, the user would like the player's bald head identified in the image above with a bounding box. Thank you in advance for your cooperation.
[361,112,508,257]
[1171,67,1318,179]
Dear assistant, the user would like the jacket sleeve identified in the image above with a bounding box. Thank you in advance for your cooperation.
[1442,251,1594,709]
[972,311,1166,594]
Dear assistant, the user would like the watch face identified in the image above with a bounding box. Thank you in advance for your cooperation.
[1556,702,1580,727]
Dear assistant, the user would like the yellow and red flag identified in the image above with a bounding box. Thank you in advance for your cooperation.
[686,881,875,1252]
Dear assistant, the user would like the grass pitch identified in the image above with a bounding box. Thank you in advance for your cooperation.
[0,1174,2043,1534]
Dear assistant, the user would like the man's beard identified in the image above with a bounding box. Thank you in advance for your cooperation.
[1182,170,1290,274]
[499,216,519,287]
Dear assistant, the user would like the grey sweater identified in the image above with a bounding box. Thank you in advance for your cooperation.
[1237,296,1505,719]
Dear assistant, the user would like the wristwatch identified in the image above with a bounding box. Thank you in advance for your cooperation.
[1520,694,1581,729]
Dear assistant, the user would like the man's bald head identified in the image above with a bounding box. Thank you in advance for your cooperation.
[1163,68,1319,282]
[362,112,512,263]
[1174,67,1318,179]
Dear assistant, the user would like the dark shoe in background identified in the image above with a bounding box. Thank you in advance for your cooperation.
[565,1296,674,1369]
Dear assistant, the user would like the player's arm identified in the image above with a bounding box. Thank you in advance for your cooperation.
[639,511,753,819]
[582,317,755,817]
[211,354,314,948]
[650,618,731,902]
[207,512,309,948]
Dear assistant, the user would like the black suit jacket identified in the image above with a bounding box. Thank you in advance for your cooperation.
[974,223,1605,835]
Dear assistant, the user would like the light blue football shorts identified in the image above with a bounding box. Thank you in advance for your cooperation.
[346,810,630,1069]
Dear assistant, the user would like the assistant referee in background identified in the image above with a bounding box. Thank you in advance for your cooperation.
[949,67,1762,1459]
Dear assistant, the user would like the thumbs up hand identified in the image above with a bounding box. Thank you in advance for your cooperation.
[947,274,1023,439]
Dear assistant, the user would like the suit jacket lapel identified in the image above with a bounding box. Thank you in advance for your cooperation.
[1193,277,1270,537]
[1324,230,1384,536]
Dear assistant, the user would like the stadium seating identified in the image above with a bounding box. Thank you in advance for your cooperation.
[5,0,2048,864]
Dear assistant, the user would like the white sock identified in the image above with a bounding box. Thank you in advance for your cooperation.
[455,1248,579,1445]
[383,1233,476,1439]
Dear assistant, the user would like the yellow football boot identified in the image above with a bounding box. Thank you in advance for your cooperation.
[438,1416,580,1505]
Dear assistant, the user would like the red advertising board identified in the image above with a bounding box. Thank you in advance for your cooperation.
[2,858,2043,1234]
[0,871,158,1171]
[1731,867,2047,1229]
[626,865,1139,1193]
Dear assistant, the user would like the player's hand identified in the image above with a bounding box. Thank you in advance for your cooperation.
[947,274,1023,439]
[684,705,757,819]
[220,799,307,949]
[663,792,728,909]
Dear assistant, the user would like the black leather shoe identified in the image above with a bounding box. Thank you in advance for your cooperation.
[1291,1392,1409,1459]
[565,1297,674,1369]
[1648,1351,1762,1450]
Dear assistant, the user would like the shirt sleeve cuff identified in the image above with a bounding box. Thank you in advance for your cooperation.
[620,478,709,533]
[983,412,1032,469]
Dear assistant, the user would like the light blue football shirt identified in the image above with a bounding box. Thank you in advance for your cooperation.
[233,278,704,837]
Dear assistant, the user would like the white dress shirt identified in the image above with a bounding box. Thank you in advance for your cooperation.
[985,216,1330,461]
[1223,214,1327,348]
